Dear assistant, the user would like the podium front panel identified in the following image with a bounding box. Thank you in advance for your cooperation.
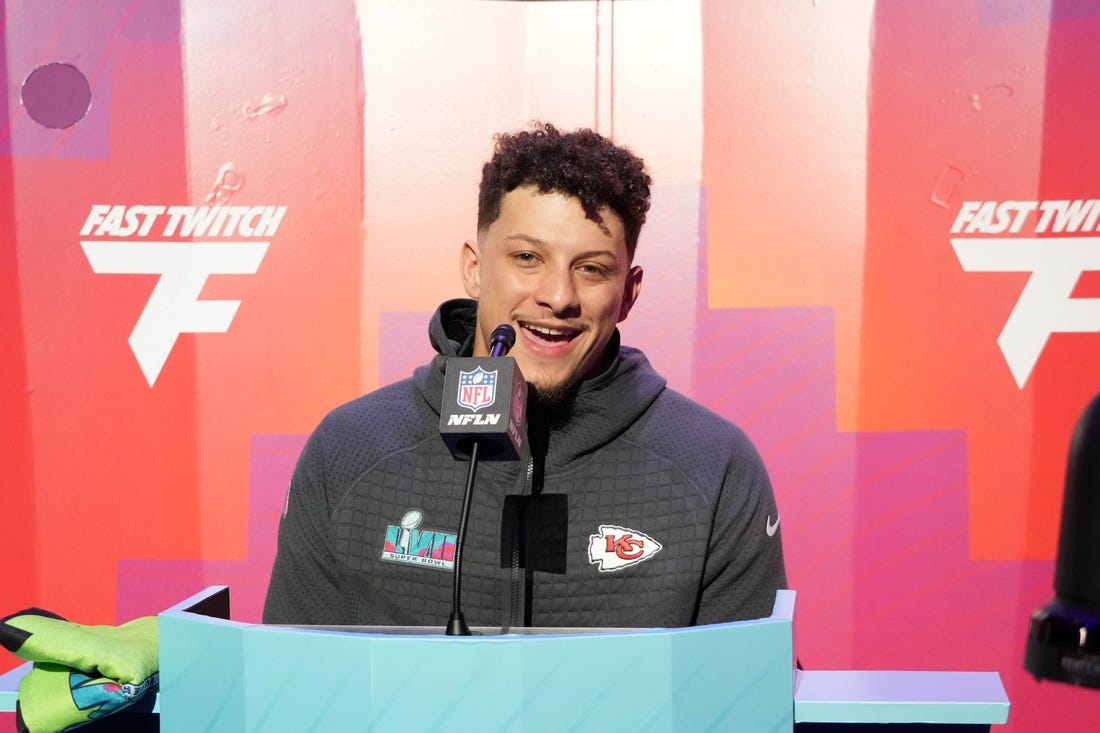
[159,589,796,732]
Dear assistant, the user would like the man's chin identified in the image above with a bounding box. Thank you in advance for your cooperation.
[528,378,579,408]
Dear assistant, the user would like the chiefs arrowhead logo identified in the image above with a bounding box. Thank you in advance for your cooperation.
[587,524,662,572]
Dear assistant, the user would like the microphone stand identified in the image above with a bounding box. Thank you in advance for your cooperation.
[445,326,515,636]
[446,440,480,636]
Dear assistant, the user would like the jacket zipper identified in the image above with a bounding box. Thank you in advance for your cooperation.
[509,456,534,628]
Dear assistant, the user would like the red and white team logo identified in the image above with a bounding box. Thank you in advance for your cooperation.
[587,524,662,572]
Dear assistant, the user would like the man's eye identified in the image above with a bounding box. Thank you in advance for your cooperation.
[514,252,538,263]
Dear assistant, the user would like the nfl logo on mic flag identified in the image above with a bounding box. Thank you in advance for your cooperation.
[457,366,497,411]
[440,357,527,461]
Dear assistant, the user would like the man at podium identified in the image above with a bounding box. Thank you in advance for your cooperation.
[263,123,786,630]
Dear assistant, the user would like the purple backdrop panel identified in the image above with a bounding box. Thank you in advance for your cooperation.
[619,185,701,396]
[120,1,181,42]
[690,301,1056,721]
[379,310,436,386]
[851,428,1040,673]
[116,434,303,623]
[693,304,859,666]
[0,1,138,159]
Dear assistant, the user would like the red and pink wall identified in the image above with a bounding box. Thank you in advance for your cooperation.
[3,1,1099,730]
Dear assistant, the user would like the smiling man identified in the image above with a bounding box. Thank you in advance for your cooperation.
[462,184,642,403]
[264,123,786,629]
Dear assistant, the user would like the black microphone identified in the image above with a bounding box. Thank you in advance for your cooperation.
[1025,390,1100,687]
[439,324,527,635]
[440,324,527,461]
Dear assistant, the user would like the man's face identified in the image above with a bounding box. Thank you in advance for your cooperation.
[461,185,643,401]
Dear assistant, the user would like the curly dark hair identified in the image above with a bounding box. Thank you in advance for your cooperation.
[477,122,652,259]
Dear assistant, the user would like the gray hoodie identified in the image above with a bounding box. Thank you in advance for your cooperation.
[263,299,786,629]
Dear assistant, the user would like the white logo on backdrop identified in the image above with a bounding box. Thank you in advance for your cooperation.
[951,200,1100,389]
[80,204,286,386]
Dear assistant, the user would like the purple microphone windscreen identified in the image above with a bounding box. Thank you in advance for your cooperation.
[489,324,516,357]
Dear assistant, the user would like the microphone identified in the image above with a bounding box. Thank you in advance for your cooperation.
[1025,390,1100,688]
[439,324,527,635]
[439,324,527,461]
[489,323,515,357]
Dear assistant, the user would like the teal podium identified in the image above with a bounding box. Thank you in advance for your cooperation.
[1,586,1009,731]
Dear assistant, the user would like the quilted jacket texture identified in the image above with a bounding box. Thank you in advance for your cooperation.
[263,299,786,629]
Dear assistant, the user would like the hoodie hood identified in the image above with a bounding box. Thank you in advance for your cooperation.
[429,298,478,357]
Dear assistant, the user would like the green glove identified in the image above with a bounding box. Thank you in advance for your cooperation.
[0,609,158,733]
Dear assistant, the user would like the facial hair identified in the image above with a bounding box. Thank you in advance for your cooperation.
[529,377,580,409]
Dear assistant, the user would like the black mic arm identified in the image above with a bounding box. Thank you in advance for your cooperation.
[446,438,481,636]
[442,324,525,636]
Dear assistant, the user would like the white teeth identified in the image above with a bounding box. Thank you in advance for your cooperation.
[525,324,566,336]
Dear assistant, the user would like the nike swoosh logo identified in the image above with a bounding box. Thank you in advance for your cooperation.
[766,514,780,537]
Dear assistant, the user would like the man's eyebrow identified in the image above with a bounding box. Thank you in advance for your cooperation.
[576,249,620,260]
[502,233,547,246]
[503,234,620,261]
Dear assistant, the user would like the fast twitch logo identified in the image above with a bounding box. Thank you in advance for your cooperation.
[950,199,1100,388]
[380,509,457,572]
[79,204,287,386]
[457,367,497,411]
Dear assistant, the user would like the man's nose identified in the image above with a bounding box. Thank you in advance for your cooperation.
[534,266,580,316]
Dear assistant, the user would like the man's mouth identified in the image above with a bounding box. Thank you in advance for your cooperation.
[518,321,579,345]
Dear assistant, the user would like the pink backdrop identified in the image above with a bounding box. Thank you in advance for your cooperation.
[3,1,1099,730]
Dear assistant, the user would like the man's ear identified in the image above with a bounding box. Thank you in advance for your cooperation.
[460,239,481,299]
[618,265,643,322]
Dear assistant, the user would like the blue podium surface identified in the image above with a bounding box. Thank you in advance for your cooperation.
[159,587,797,732]
[1,586,1009,732]
[0,664,22,712]
[795,669,1009,726]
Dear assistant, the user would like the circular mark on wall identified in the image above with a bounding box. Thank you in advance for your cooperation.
[22,63,92,129]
